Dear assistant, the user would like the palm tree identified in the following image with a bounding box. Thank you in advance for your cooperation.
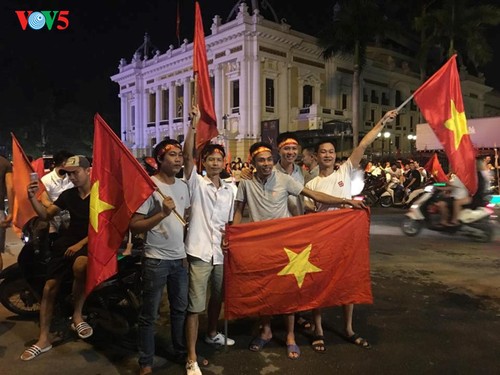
[415,0,500,75]
[318,0,386,147]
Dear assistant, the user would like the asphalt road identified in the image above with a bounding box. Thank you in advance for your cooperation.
[0,207,499,375]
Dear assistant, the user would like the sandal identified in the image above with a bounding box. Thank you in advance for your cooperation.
[248,336,271,352]
[286,343,301,360]
[296,317,313,330]
[20,344,52,361]
[311,335,326,353]
[71,321,93,339]
[345,333,371,349]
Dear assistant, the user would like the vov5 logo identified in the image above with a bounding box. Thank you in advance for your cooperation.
[15,11,70,31]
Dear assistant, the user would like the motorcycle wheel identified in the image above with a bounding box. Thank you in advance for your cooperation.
[0,277,40,317]
[401,217,422,236]
[474,225,493,243]
[379,195,393,208]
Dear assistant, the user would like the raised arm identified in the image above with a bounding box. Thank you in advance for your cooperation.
[182,104,201,179]
[350,109,398,168]
[27,181,60,220]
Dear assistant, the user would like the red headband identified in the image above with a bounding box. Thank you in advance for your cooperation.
[251,146,272,158]
[158,143,182,159]
[278,138,298,149]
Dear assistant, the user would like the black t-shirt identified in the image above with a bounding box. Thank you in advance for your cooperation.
[0,156,12,210]
[405,169,421,190]
[53,187,90,240]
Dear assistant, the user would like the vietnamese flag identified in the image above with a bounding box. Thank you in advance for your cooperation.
[423,153,448,183]
[11,133,45,236]
[413,54,477,194]
[193,1,218,154]
[224,209,372,319]
[86,114,156,295]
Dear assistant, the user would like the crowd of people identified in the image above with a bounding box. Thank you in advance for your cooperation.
[0,105,497,374]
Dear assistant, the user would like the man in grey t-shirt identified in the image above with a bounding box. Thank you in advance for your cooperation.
[233,141,365,360]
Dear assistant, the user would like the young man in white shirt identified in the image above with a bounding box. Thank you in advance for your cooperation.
[183,106,235,375]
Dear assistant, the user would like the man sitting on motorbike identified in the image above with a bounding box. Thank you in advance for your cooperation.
[436,172,471,227]
[403,161,422,200]
[20,155,93,361]
[385,161,405,202]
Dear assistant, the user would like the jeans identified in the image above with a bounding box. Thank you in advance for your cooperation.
[138,257,188,368]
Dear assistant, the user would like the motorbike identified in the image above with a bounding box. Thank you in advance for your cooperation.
[400,184,494,242]
[379,181,426,209]
[360,173,387,207]
[0,216,143,340]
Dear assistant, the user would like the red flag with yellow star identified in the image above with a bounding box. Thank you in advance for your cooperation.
[224,209,372,319]
[413,54,477,194]
[423,153,449,183]
[86,114,156,295]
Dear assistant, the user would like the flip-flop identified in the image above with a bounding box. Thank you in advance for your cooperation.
[71,321,93,339]
[248,336,271,352]
[311,335,326,354]
[346,333,371,349]
[20,344,52,361]
[286,343,301,360]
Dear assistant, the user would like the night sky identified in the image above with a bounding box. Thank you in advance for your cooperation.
[1,0,499,145]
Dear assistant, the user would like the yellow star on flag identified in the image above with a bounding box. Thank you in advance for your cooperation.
[277,244,322,288]
[90,180,115,232]
[444,99,468,150]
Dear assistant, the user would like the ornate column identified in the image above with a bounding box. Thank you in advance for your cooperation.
[240,56,248,137]
[183,76,191,138]
[251,55,261,138]
[168,81,175,139]
[119,93,127,142]
[214,64,223,129]
[155,86,161,143]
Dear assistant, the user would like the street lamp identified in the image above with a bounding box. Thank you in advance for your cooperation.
[407,134,416,155]
[382,131,391,157]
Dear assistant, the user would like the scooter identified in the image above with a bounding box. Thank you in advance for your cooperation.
[360,173,387,207]
[400,184,494,242]
[0,217,143,339]
[379,182,425,208]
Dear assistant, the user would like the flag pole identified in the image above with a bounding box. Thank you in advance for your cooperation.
[154,188,187,226]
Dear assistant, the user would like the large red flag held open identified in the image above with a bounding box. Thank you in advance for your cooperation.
[224,209,372,319]
[423,153,448,183]
[193,1,218,154]
[11,134,45,236]
[413,54,477,195]
[86,114,156,295]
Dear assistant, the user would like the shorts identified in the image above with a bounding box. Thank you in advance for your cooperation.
[46,236,88,281]
[187,255,224,313]
[0,211,6,253]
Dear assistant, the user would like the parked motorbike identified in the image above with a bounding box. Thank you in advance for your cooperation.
[400,184,494,242]
[0,217,143,339]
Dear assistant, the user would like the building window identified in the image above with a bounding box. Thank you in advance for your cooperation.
[231,80,240,111]
[265,78,275,110]
[371,90,378,104]
[395,90,403,107]
[131,105,135,127]
[303,85,313,107]
[176,85,183,118]
[370,109,375,122]
[161,89,169,121]
[381,92,389,106]
[149,93,156,123]
[341,94,347,110]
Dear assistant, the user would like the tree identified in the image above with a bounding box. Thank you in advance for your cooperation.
[317,0,386,147]
[415,0,500,75]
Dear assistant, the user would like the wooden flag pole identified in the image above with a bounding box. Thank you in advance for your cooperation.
[154,188,187,226]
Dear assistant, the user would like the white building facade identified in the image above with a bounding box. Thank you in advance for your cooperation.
[111,2,500,159]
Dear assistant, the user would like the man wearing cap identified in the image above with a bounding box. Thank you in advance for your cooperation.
[21,155,93,361]
[130,139,190,375]
[233,142,366,360]
[183,105,235,375]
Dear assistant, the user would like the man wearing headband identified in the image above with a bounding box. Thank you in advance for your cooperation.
[130,139,190,375]
[305,109,399,353]
[233,141,366,360]
[183,105,235,375]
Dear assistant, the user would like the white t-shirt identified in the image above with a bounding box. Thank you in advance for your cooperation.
[136,175,190,260]
[305,159,354,212]
[449,174,469,200]
[41,169,74,232]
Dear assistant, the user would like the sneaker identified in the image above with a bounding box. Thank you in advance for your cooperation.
[186,360,202,375]
[204,332,235,346]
